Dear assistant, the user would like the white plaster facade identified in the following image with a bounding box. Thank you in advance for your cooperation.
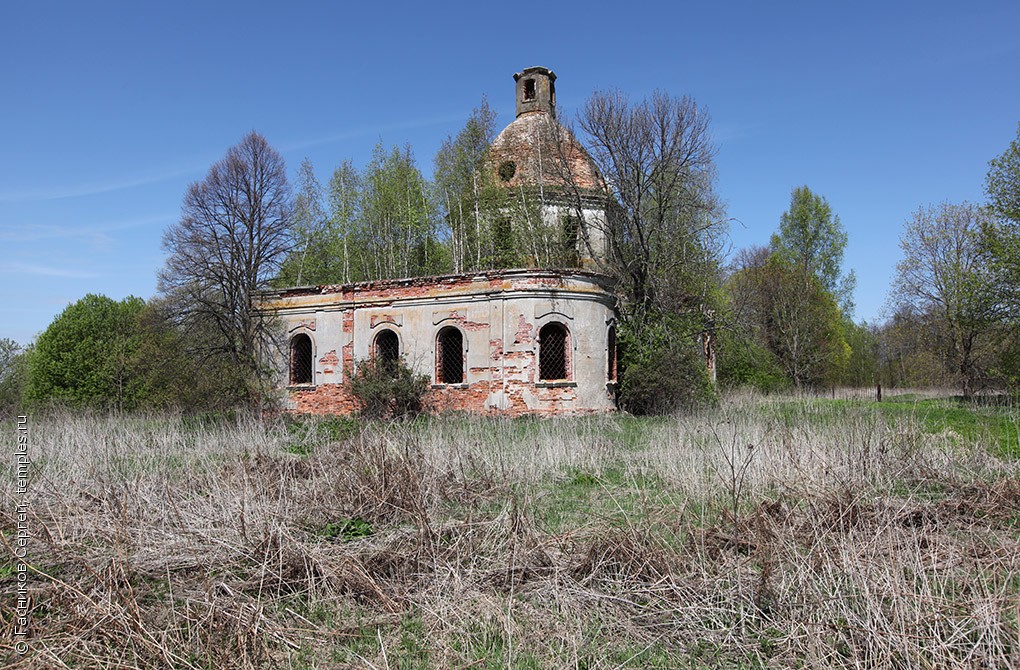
[262,270,619,416]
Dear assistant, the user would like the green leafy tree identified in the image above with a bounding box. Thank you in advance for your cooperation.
[876,306,956,389]
[715,327,788,393]
[0,338,29,417]
[277,159,365,285]
[360,143,447,279]
[891,202,1005,397]
[25,294,146,409]
[986,122,1020,224]
[728,250,850,388]
[977,123,1020,395]
[327,160,364,283]
[277,158,329,285]
[771,185,856,313]
[984,122,1020,315]
[839,319,879,387]
[278,144,451,286]
[127,298,259,411]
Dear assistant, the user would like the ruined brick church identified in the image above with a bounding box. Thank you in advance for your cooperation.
[262,67,620,416]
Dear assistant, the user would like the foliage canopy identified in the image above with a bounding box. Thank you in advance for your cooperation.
[25,294,146,409]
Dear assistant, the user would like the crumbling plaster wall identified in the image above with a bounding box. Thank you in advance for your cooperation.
[263,271,618,416]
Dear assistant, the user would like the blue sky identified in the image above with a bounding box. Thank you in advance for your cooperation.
[2,1,1018,344]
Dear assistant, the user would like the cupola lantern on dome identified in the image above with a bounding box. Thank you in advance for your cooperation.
[514,66,556,118]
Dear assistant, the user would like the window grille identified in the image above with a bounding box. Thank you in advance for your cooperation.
[374,330,400,367]
[290,334,313,385]
[436,327,464,384]
[539,323,568,381]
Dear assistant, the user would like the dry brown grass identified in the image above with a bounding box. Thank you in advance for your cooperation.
[2,396,1018,668]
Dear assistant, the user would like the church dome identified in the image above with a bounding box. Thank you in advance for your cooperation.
[485,67,604,193]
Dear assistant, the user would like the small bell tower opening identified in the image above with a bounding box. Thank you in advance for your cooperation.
[514,66,556,118]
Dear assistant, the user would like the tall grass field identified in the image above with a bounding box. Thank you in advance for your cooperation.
[2,391,1019,668]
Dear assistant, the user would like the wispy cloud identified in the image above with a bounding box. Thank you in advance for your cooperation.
[0,214,172,244]
[0,113,475,203]
[280,114,467,153]
[713,120,762,144]
[0,262,99,279]
[0,166,202,203]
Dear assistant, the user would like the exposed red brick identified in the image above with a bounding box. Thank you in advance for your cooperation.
[513,315,534,344]
[485,112,605,192]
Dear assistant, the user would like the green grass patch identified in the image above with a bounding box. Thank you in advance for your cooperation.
[283,414,362,455]
[877,397,1019,457]
[764,395,1019,457]
[311,517,374,541]
[530,464,681,533]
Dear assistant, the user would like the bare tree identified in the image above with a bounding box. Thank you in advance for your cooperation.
[158,131,292,404]
[560,89,726,325]
[543,90,726,411]
[891,202,1004,397]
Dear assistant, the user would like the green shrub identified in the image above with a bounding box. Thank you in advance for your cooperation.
[618,316,717,415]
[348,357,429,420]
[315,517,373,541]
[25,294,146,410]
[716,329,789,393]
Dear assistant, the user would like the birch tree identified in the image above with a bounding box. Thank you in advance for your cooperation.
[771,186,856,313]
[434,99,497,272]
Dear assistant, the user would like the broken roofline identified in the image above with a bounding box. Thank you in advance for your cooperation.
[257,267,619,301]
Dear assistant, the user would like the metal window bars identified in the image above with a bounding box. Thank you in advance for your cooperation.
[437,327,464,384]
[290,335,313,385]
[539,323,568,381]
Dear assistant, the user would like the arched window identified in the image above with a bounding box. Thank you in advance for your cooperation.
[538,323,569,381]
[373,329,400,367]
[607,324,617,382]
[436,327,464,384]
[290,333,313,385]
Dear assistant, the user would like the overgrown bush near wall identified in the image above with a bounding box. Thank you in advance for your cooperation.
[617,315,717,414]
[348,357,430,419]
